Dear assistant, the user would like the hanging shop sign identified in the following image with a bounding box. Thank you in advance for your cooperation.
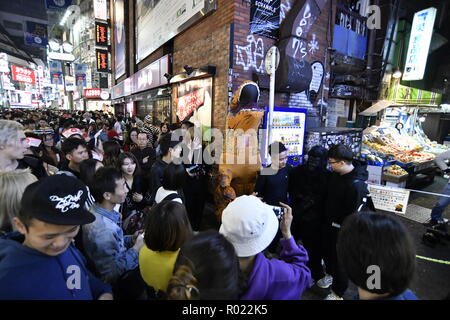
[93,0,108,20]
[49,61,63,85]
[388,83,442,106]
[24,21,48,48]
[95,21,109,47]
[403,7,437,81]
[11,65,35,84]
[250,0,280,40]
[135,0,216,63]
[96,49,109,72]
[65,76,75,91]
[74,63,88,87]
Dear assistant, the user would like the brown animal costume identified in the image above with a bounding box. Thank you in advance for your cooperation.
[213,81,265,221]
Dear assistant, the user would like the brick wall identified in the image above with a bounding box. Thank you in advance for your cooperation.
[172,0,235,133]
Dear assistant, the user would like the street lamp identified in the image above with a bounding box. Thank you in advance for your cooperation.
[62,41,73,53]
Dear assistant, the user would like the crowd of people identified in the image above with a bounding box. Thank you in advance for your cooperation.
[0,108,419,300]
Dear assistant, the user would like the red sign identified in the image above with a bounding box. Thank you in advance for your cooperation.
[176,88,205,121]
[95,21,108,46]
[84,88,102,98]
[11,65,35,84]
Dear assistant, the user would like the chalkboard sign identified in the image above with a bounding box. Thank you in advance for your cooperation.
[249,0,281,40]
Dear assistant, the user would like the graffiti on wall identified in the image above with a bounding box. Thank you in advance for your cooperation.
[280,0,292,24]
[235,35,265,73]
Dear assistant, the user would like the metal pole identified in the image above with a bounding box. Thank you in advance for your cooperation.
[266,50,276,164]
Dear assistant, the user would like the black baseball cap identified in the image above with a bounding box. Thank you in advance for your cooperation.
[21,175,95,226]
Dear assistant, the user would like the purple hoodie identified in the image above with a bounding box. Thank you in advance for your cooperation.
[240,237,312,300]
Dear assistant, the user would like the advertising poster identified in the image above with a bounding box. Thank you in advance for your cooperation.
[249,0,280,40]
[74,63,87,87]
[93,0,108,20]
[368,184,410,214]
[136,0,216,63]
[176,77,212,141]
[49,61,63,85]
[24,21,48,48]
[11,65,35,84]
[114,0,126,79]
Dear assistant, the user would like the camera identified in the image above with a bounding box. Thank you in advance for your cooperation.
[270,206,286,220]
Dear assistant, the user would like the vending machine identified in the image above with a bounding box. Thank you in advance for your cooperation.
[261,107,308,166]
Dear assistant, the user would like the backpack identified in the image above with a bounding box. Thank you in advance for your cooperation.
[122,210,146,235]
[354,179,376,212]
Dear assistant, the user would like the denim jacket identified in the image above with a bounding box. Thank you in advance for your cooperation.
[82,204,138,284]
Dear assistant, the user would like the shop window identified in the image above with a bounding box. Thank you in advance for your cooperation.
[136,97,171,124]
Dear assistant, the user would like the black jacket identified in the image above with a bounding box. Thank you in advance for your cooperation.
[254,164,293,206]
[289,164,329,225]
[122,174,152,220]
[324,161,369,226]
[149,158,170,198]
[132,147,156,172]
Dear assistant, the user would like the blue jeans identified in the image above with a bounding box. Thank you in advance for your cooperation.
[431,183,450,222]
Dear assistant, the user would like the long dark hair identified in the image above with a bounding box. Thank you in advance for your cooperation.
[79,158,102,188]
[102,140,121,167]
[117,152,141,177]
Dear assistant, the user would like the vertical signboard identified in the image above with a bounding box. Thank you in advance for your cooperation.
[95,21,109,47]
[249,0,280,40]
[49,61,63,85]
[114,0,126,79]
[96,49,109,72]
[74,63,87,87]
[403,7,437,81]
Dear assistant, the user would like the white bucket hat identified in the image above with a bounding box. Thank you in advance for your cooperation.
[219,195,279,257]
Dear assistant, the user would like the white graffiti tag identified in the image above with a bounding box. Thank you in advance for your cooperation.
[49,190,84,213]
[235,35,265,73]
[308,33,319,54]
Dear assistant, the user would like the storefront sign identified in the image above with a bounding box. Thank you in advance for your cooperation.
[368,184,410,214]
[250,0,280,40]
[11,65,35,84]
[175,77,213,141]
[403,7,437,81]
[177,88,205,121]
[96,49,109,72]
[95,21,109,47]
[24,21,48,48]
[111,54,170,99]
[84,88,102,98]
[93,0,108,20]
[136,0,216,63]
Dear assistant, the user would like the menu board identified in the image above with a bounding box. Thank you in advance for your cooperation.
[368,184,410,214]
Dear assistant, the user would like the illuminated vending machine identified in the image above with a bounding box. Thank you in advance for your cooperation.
[261,107,308,166]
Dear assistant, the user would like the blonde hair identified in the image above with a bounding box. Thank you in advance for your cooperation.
[0,120,23,148]
[0,169,37,230]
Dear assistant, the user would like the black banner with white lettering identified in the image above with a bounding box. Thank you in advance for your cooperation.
[249,0,281,40]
